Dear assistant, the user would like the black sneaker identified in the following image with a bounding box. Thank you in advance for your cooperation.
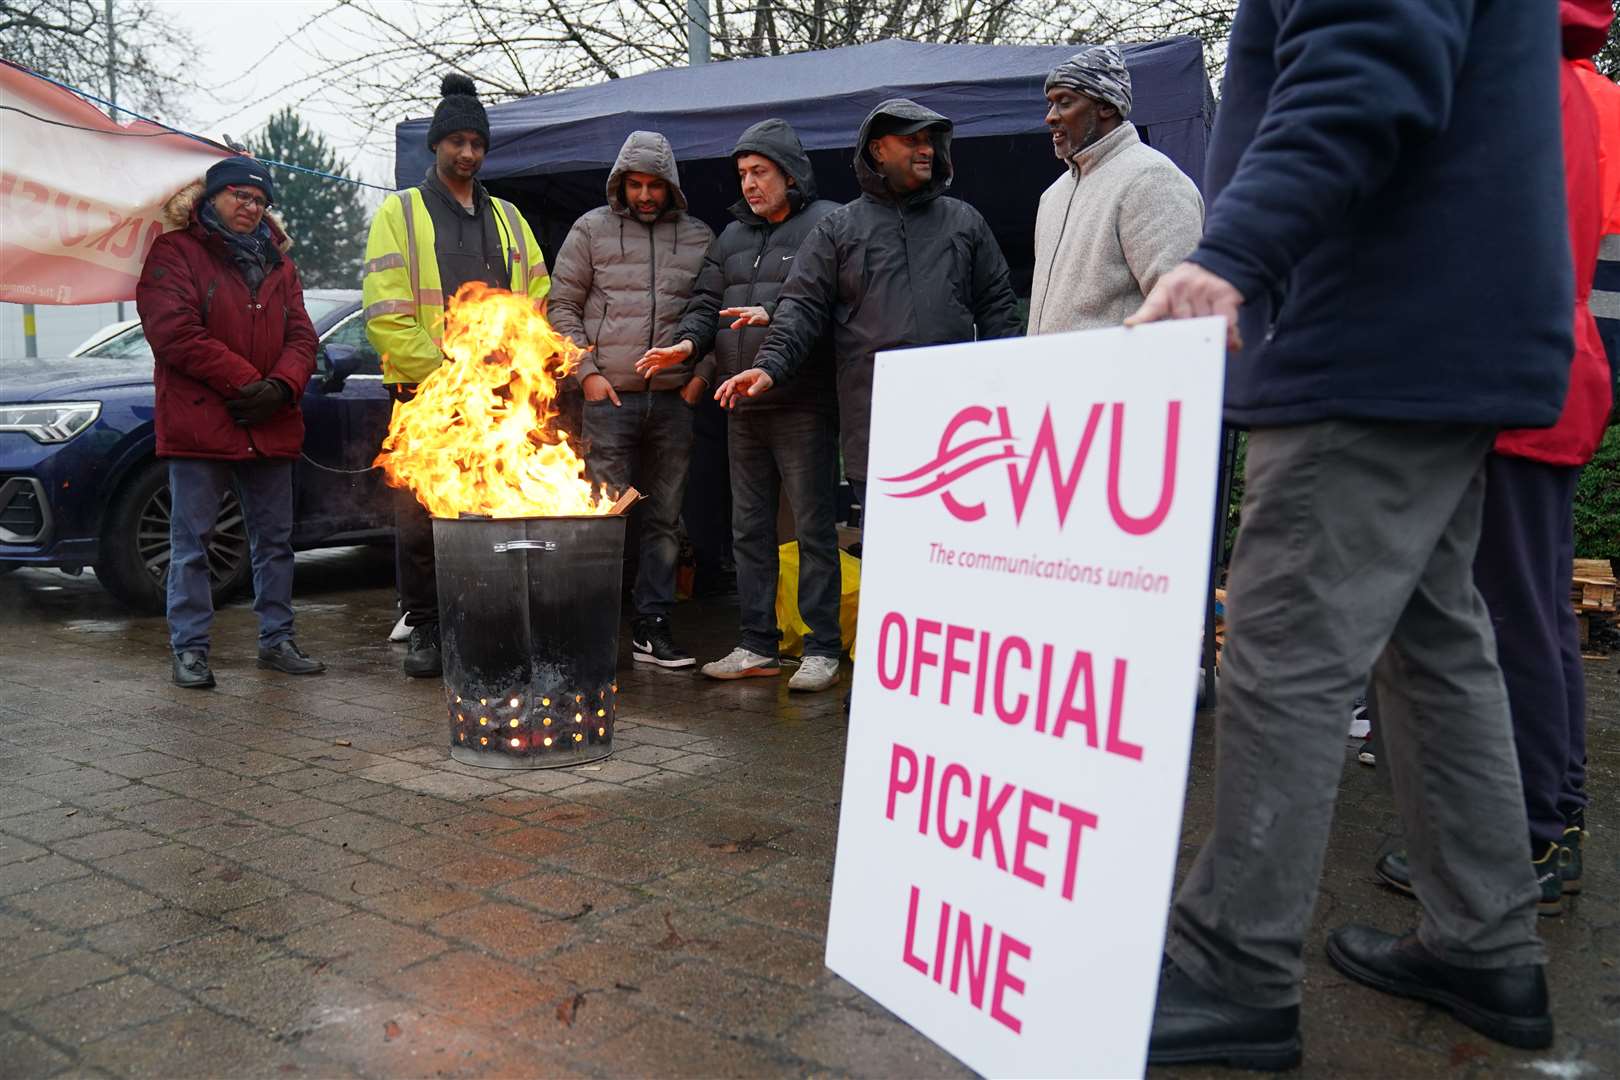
[1377,848,1564,915]
[1530,841,1564,916]
[1561,823,1584,895]
[632,616,694,668]
[172,649,215,689]
[403,623,442,679]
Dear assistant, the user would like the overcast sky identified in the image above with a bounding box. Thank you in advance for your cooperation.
[164,0,399,193]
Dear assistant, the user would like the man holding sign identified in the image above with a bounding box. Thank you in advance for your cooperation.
[1129,0,1571,1065]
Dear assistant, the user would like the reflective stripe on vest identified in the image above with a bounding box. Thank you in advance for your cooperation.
[495,198,529,294]
[364,299,415,319]
[364,252,406,275]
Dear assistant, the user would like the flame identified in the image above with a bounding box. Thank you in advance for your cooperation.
[375,283,611,518]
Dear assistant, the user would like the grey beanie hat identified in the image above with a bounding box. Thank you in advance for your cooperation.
[1044,44,1134,118]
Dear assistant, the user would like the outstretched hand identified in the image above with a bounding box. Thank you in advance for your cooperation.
[1125,262,1244,352]
[635,339,695,377]
[714,368,774,410]
[719,305,769,330]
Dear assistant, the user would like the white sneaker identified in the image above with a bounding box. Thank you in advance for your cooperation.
[388,613,411,643]
[1347,697,1370,740]
[789,655,840,692]
[701,647,780,680]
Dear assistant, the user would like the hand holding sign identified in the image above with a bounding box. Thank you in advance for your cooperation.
[1126,263,1244,352]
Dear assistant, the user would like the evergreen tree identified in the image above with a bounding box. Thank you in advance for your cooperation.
[252,108,369,289]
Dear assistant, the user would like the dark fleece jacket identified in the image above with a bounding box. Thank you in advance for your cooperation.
[1194,0,1573,430]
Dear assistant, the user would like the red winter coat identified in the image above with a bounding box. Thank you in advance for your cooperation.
[1496,0,1613,465]
[136,207,317,461]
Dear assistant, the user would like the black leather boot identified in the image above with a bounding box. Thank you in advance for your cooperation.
[172,650,215,689]
[1147,959,1303,1070]
[1327,926,1552,1049]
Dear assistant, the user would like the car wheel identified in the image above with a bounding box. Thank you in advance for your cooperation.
[95,461,253,614]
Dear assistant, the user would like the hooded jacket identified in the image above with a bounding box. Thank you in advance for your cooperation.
[1192,0,1573,430]
[751,99,1021,480]
[549,131,714,391]
[1495,0,1612,466]
[672,119,840,413]
[136,181,317,461]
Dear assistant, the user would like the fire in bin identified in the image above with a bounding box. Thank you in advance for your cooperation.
[375,283,636,769]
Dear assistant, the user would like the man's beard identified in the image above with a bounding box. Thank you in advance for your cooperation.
[634,207,662,222]
[1064,116,1101,160]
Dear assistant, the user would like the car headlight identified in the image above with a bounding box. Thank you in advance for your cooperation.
[0,402,102,443]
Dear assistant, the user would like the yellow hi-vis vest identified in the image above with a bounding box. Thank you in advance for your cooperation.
[362,187,551,384]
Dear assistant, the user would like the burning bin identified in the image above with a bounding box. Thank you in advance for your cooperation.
[436,513,626,769]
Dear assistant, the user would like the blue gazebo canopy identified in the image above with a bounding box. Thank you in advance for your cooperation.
[395,37,1213,287]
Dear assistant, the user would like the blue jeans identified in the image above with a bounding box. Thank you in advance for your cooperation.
[582,390,693,619]
[730,408,842,659]
[167,458,295,655]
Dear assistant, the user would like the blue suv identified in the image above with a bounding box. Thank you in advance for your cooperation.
[0,289,396,611]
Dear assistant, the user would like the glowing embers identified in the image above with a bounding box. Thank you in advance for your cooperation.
[446,681,616,760]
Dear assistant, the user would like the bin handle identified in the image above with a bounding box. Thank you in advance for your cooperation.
[492,539,557,553]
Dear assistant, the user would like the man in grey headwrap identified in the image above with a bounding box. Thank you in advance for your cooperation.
[1026,44,1204,335]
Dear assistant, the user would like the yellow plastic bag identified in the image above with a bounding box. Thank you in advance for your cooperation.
[776,541,861,659]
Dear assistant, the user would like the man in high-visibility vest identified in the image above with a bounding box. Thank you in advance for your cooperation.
[363,73,550,678]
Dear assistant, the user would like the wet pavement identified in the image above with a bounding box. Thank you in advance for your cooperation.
[0,548,1616,1078]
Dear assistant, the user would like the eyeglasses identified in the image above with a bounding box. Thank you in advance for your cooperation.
[225,188,269,210]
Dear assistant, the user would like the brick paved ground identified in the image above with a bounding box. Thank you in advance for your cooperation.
[1,548,1616,1078]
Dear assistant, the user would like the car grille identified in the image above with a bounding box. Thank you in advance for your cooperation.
[0,477,49,544]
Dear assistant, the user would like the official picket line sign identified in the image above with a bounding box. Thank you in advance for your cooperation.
[825,317,1226,1078]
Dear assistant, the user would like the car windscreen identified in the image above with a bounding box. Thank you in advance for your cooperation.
[81,295,356,363]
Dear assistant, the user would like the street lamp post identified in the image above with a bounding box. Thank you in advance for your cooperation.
[687,0,710,66]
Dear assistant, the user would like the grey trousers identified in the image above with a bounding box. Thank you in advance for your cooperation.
[1167,421,1544,1008]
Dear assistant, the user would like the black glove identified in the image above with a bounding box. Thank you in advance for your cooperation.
[226,380,290,425]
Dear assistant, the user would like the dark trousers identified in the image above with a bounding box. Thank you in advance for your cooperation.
[167,459,295,654]
[395,487,438,627]
[583,390,693,619]
[684,395,733,585]
[1473,453,1586,850]
[731,408,842,659]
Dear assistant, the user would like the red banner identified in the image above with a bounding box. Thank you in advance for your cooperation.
[0,62,228,304]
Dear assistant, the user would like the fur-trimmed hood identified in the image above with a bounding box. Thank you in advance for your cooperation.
[163,180,293,251]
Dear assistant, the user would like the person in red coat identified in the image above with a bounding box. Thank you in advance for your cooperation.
[1374,0,1614,917]
[135,156,325,688]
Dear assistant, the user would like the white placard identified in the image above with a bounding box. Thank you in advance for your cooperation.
[825,318,1227,1079]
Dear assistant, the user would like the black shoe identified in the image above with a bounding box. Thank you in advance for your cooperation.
[172,650,215,689]
[257,639,325,675]
[1377,848,1563,915]
[1375,850,1414,896]
[1561,824,1584,895]
[1326,926,1552,1050]
[631,616,694,669]
[1147,959,1302,1071]
[1530,841,1564,915]
[403,623,442,678]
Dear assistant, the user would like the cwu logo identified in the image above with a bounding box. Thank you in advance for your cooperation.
[879,402,1182,534]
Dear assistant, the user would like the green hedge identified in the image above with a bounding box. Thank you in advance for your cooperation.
[1575,427,1620,560]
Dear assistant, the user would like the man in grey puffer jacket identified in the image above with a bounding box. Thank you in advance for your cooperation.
[550,130,714,668]
[1028,45,1203,335]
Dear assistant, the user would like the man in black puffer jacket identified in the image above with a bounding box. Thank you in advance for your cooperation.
[639,120,844,692]
[715,99,1022,491]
